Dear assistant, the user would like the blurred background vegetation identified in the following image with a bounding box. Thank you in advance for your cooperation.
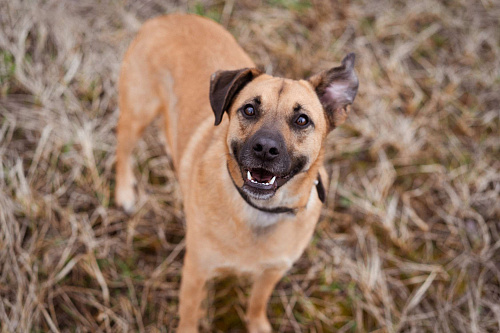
[0,0,499,332]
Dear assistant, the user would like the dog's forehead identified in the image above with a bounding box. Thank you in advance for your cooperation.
[242,75,321,110]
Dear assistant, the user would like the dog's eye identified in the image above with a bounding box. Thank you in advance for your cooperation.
[243,105,255,117]
[295,114,309,127]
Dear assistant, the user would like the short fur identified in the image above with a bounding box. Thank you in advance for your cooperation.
[115,14,358,332]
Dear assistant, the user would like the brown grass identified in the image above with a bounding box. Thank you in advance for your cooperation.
[1,0,499,332]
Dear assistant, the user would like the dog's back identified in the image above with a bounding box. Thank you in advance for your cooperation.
[115,14,255,211]
[118,14,254,168]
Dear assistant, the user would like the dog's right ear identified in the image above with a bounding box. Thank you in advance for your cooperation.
[210,68,262,126]
[308,53,359,130]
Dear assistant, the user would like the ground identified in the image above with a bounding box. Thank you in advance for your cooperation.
[0,0,499,332]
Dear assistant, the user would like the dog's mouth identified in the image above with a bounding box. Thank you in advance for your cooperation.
[241,167,292,200]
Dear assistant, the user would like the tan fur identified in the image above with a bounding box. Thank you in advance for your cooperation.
[115,14,354,332]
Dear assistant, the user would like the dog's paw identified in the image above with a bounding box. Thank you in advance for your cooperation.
[176,324,199,333]
[247,316,272,333]
[115,184,136,214]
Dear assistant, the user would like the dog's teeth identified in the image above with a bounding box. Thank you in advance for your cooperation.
[269,176,276,185]
[247,171,252,180]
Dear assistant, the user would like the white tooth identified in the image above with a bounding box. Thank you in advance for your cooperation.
[269,176,276,185]
[247,171,252,180]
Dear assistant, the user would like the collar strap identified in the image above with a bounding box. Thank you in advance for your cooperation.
[315,174,326,203]
[228,165,325,215]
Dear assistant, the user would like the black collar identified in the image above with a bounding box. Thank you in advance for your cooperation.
[227,165,325,215]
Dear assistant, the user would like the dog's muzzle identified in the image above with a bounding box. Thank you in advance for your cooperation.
[233,129,304,200]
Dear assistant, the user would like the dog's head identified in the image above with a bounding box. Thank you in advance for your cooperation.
[210,54,358,201]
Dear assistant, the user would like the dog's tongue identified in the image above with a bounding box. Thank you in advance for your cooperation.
[252,169,274,182]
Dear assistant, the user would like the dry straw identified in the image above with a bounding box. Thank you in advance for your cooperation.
[0,0,499,332]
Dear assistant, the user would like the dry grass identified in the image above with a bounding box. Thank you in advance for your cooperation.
[1,0,499,332]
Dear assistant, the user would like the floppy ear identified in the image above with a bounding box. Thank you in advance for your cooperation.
[209,68,262,126]
[308,53,359,130]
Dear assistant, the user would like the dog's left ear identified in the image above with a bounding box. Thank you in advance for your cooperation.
[210,68,262,126]
[308,53,359,130]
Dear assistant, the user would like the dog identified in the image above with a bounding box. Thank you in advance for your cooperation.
[115,13,358,332]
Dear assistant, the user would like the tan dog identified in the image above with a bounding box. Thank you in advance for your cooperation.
[115,14,358,332]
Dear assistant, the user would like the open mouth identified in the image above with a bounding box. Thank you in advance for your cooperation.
[242,168,291,200]
[246,168,278,189]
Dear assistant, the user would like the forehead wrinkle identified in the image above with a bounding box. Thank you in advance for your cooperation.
[277,79,286,99]
[275,79,290,111]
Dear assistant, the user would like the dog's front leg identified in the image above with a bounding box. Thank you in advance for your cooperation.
[246,268,286,333]
[177,253,208,333]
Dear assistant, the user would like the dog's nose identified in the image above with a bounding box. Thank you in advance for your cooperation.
[252,137,280,160]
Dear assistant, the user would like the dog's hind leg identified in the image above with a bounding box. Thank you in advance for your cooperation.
[246,268,286,333]
[115,115,145,213]
[115,64,162,213]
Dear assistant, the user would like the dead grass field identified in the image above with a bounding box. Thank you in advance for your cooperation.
[1,0,499,332]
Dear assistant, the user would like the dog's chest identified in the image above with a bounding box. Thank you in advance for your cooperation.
[202,213,317,275]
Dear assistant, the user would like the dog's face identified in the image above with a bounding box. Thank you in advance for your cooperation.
[210,54,358,200]
[225,77,327,200]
